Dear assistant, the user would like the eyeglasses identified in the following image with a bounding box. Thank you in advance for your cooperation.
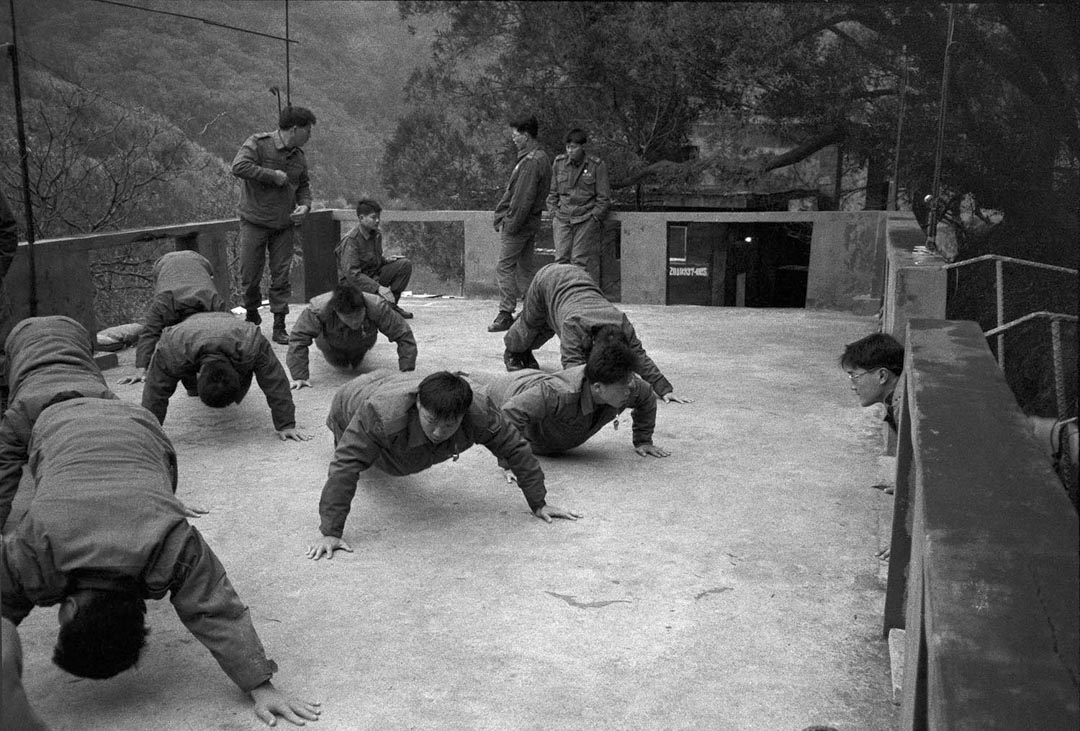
[847,369,879,382]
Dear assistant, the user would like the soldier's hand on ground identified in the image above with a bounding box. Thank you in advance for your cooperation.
[503,468,518,484]
[634,444,671,458]
[377,285,396,304]
[533,504,583,522]
[661,392,694,404]
[291,380,312,391]
[179,502,209,518]
[278,427,313,442]
[118,368,146,385]
[306,535,353,560]
[249,680,321,727]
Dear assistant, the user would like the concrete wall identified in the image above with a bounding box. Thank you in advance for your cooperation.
[881,216,948,344]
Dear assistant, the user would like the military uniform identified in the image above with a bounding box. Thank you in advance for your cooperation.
[1,398,278,692]
[546,152,611,285]
[335,225,413,303]
[504,263,674,398]
[318,372,547,539]
[135,250,228,370]
[480,365,657,455]
[285,291,417,381]
[492,141,552,316]
[231,130,312,315]
[141,312,296,431]
[0,316,117,527]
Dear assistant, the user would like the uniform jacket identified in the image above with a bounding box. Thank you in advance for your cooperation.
[286,291,417,380]
[135,251,227,369]
[230,130,312,229]
[546,153,611,224]
[530,264,673,397]
[0,317,117,527]
[319,372,547,538]
[486,365,656,453]
[142,312,295,431]
[335,225,391,294]
[0,398,277,692]
[493,141,552,236]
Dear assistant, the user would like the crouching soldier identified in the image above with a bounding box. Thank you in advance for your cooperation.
[286,284,417,390]
[141,312,310,441]
[0,397,320,726]
[503,263,692,404]
[119,250,228,385]
[307,370,581,560]
[0,316,117,528]
[476,325,670,483]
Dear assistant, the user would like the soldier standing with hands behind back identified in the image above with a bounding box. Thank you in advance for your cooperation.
[231,106,316,345]
[488,114,551,333]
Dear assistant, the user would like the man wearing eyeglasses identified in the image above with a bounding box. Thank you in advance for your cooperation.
[840,332,904,433]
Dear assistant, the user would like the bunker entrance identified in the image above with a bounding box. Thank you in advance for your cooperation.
[666,222,812,307]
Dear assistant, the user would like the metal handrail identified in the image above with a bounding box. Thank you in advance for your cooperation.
[940,253,1078,371]
[985,312,1078,418]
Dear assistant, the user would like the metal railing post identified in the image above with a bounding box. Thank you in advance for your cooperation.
[996,258,1004,367]
[1051,318,1067,419]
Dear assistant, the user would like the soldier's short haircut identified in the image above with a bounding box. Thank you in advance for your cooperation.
[355,198,382,217]
[197,359,242,408]
[565,128,588,145]
[417,371,473,420]
[278,105,316,129]
[509,114,539,139]
[328,283,365,314]
[53,590,149,679]
[840,333,904,375]
[586,324,637,385]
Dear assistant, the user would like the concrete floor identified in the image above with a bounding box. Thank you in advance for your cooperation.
[9,296,898,730]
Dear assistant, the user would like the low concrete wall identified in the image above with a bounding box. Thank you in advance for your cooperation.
[883,319,1079,728]
[882,216,948,344]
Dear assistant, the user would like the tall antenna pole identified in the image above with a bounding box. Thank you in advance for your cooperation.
[284,0,291,106]
[888,45,909,212]
[927,5,957,251]
[5,0,37,315]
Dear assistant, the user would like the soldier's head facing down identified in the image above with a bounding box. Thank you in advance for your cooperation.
[197,359,243,408]
[508,114,538,149]
[53,587,149,680]
[278,105,316,148]
[328,283,367,328]
[586,324,637,408]
[416,371,473,444]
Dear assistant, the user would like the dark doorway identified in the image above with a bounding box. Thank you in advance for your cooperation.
[666,221,811,307]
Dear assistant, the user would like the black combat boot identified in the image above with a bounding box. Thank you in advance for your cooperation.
[272,312,288,345]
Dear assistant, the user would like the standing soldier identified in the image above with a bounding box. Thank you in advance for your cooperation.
[488,114,551,333]
[231,106,316,345]
[547,128,611,286]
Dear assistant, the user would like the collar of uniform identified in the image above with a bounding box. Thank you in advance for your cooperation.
[336,308,367,330]
[273,130,290,151]
[405,406,431,448]
[517,139,538,160]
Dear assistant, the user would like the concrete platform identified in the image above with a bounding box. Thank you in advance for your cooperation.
[9,297,898,730]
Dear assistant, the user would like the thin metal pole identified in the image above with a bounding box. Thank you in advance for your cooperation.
[285,0,291,106]
[5,0,36,315]
[995,258,1004,367]
[888,45,909,212]
[1051,318,1067,419]
[927,5,956,251]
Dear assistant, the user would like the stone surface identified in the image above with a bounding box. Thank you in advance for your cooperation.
[8,297,898,730]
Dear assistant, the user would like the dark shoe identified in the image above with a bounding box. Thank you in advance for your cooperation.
[272,312,288,344]
[520,350,539,370]
[487,311,513,332]
[245,308,262,326]
[392,304,414,319]
[504,349,528,372]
